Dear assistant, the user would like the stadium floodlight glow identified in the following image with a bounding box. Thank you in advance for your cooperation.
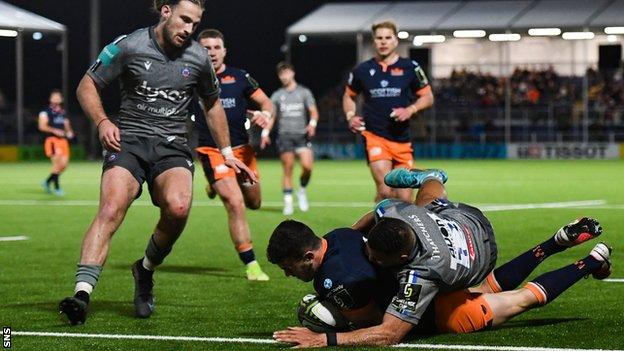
[0,29,18,37]
[413,35,446,44]
[397,31,409,40]
[298,34,307,43]
[453,30,486,38]
[32,32,43,40]
[562,31,595,40]
[528,28,561,36]
[605,27,624,35]
[488,33,521,42]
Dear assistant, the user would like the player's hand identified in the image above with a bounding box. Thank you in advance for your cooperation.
[224,156,258,184]
[306,125,316,138]
[66,131,75,140]
[348,116,365,133]
[98,119,121,152]
[52,129,65,138]
[246,110,270,129]
[273,327,326,348]
[390,107,416,122]
[260,136,271,150]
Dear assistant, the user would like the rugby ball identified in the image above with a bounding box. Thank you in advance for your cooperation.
[297,294,351,333]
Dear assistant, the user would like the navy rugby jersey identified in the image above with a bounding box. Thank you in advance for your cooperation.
[313,228,397,311]
[40,105,67,135]
[87,26,220,143]
[347,58,429,142]
[193,66,261,147]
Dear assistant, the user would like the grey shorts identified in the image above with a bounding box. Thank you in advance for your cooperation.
[277,133,311,154]
[426,199,498,282]
[102,134,194,206]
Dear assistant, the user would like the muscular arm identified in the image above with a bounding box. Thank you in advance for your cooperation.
[342,90,365,133]
[393,87,435,122]
[351,211,375,235]
[274,312,413,347]
[201,94,231,149]
[409,87,434,114]
[76,74,108,126]
[337,313,413,346]
[250,90,274,117]
[249,90,274,129]
[342,90,356,116]
[77,74,120,151]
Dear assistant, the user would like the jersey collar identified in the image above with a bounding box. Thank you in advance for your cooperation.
[374,53,399,72]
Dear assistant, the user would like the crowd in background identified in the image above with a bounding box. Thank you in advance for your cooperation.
[2,65,624,147]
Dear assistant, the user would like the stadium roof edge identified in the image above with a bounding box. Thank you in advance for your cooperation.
[0,1,66,33]
[287,0,624,37]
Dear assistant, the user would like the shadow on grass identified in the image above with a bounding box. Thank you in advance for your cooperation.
[107,264,241,278]
[494,317,588,329]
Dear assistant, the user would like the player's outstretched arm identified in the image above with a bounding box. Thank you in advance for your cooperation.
[77,74,120,151]
[274,313,412,348]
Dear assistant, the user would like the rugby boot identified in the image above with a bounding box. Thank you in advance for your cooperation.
[246,261,270,281]
[132,259,155,318]
[59,291,89,325]
[384,168,448,189]
[554,217,602,247]
[589,242,612,280]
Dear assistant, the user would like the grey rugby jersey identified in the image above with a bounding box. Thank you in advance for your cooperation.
[373,199,497,325]
[87,27,220,142]
[271,84,316,135]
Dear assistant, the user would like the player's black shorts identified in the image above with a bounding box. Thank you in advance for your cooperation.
[102,134,194,206]
[277,133,311,153]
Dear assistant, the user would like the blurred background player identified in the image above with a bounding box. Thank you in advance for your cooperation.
[193,28,272,281]
[38,89,74,196]
[343,21,434,203]
[266,62,319,215]
[58,0,255,325]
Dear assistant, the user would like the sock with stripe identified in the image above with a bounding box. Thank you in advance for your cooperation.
[490,237,565,291]
[526,255,602,305]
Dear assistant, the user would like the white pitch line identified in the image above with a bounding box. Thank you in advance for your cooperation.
[12,331,622,351]
[480,199,607,212]
[603,279,624,283]
[0,235,28,242]
[393,343,621,351]
[0,199,612,212]
[13,331,275,344]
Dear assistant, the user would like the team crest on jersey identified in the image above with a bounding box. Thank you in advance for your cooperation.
[181,67,191,78]
[369,69,376,76]
[220,75,236,84]
[323,279,333,289]
[380,80,389,88]
[391,68,404,76]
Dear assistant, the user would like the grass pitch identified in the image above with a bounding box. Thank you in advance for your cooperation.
[0,159,622,350]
